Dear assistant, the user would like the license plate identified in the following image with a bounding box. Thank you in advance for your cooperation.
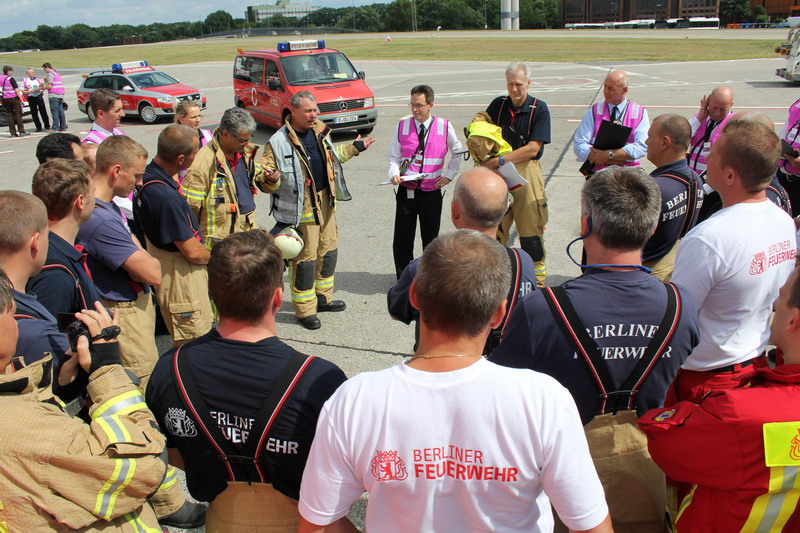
[334,115,358,124]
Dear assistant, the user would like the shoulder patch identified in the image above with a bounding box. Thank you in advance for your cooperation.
[763,422,800,467]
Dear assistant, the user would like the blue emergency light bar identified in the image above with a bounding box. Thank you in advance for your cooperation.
[277,40,325,52]
[111,60,149,72]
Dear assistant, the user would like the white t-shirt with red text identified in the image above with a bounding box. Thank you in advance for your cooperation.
[298,358,608,532]
[672,199,797,371]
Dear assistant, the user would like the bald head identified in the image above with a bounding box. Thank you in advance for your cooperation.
[707,86,734,123]
[452,168,508,231]
[728,111,774,131]
[603,70,629,106]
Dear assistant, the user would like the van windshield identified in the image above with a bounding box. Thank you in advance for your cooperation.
[280,53,359,85]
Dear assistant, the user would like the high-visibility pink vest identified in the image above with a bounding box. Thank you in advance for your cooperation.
[781,98,800,176]
[200,128,213,147]
[398,116,450,191]
[688,112,733,174]
[82,126,125,144]
[0,75,16,99]
[590,100,644,172]
[48,70,65,96]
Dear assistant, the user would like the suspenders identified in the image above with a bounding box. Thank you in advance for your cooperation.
[657,172,699,239]
[542,282,681,415]
[494,96,538,152]
[171,344,316,484]
[485,247,523,355]
[766,182,793,215]
[39,261,89,311]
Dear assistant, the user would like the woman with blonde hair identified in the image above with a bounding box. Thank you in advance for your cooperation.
[175,101,212,182]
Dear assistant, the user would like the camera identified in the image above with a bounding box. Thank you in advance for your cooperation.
[56,313,90,352]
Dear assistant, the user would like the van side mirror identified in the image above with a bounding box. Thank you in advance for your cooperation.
[358,71,366,80]
[268,79,280,91]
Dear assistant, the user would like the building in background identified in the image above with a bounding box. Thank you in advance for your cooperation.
[247,0,320,23]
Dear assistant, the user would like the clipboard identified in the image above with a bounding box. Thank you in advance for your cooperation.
[781,139,798,158]
[580,120,633,177]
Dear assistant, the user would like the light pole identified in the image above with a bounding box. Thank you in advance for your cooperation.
[484,0,488,29]
[353,0,356,31]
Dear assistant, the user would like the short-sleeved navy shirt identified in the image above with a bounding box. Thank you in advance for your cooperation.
[486,94,551,159]
[78,198,150,302]
[642,160,703,263]
[27,233,104,317]
[136,160,204,253]
[146,330,347,502]
[490,269,700,425]
[298,127,328,192]
[13,290,70,365]
[228,154,256,215]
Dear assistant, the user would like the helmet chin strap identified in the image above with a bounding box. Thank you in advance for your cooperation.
[566,218,652,274]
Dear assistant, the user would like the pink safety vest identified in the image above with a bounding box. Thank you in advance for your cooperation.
[82,126,126,144]
[590,101,644,172]
[0,75,16,99]
[781,98,800,176]
[23,77,43,96]
[48,70,65,95]
[687,112,733,174]
[200,128,213,147]
[397,116,449,191]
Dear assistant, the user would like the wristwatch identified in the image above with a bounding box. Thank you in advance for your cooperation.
[607,150,615,160]
[498,155,506,166]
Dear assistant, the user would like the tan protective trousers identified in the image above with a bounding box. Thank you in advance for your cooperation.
[205,482,300,533]
[146,239,213,346]
[290,187,338,318]
[103,290,158,393]
[554,411,671,533]
[643,240,680,282]
[497,159,549,287]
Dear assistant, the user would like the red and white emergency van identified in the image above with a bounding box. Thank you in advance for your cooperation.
[234,40,377,134]
[76,60,206,124]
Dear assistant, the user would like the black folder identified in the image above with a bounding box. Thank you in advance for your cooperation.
[579,120,633,177]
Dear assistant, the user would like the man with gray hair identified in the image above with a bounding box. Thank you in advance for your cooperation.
[298,229,612,533]
[257,91,374,330]
[492,166,699,532]
[182,106,261,249]
[484,62,552,287]
[388,167,536,355]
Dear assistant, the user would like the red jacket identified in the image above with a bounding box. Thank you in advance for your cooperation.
[639,364,800,532]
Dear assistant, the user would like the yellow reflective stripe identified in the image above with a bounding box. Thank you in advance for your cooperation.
[123,510,161,533]
[334,143,352,163]
[535,265,547,274]
[300,212,315,223]
[292,288,316,303]
[181,187,206,200]
[93,390,145,419]
[676,484,697,523]
[315,278,334,289]
[94,459,136,519]
[159,466,178,490]
[0,499,7,533]
[742,466,800,532]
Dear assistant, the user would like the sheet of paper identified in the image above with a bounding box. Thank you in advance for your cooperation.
[378,173,426,185]
[498,163,528,191]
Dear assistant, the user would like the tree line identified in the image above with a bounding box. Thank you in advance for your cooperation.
[0,1,560,52]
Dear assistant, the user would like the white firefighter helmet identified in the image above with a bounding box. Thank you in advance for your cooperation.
[274,227,304,260]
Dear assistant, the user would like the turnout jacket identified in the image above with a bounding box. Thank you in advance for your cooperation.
[257,118,359,226]
[639,364,800,532]
[0,357,166,532]
[182,129,260,247]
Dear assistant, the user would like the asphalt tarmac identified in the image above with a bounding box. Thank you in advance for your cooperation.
[0,42,797,530]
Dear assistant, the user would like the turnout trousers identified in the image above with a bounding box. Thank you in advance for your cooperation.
[291,187,338,319]
[497,159,548,287]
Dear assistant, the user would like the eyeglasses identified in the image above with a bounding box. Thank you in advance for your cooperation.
[409,103,430,109]
[231,132,250,144]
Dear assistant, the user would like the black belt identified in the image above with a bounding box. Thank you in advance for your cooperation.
[778,169,800,183]
[707,354,765,374]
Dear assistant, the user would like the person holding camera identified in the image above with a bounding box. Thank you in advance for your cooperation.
[0,272,168,532]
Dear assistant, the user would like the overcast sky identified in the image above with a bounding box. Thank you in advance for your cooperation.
[0,0,390,40]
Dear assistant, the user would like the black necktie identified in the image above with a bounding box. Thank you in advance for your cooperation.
[703,120,718,143]
[610,106,619,123]
[418,124,426,151]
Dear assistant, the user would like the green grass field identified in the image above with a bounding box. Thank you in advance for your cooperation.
[11,35,778,67]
